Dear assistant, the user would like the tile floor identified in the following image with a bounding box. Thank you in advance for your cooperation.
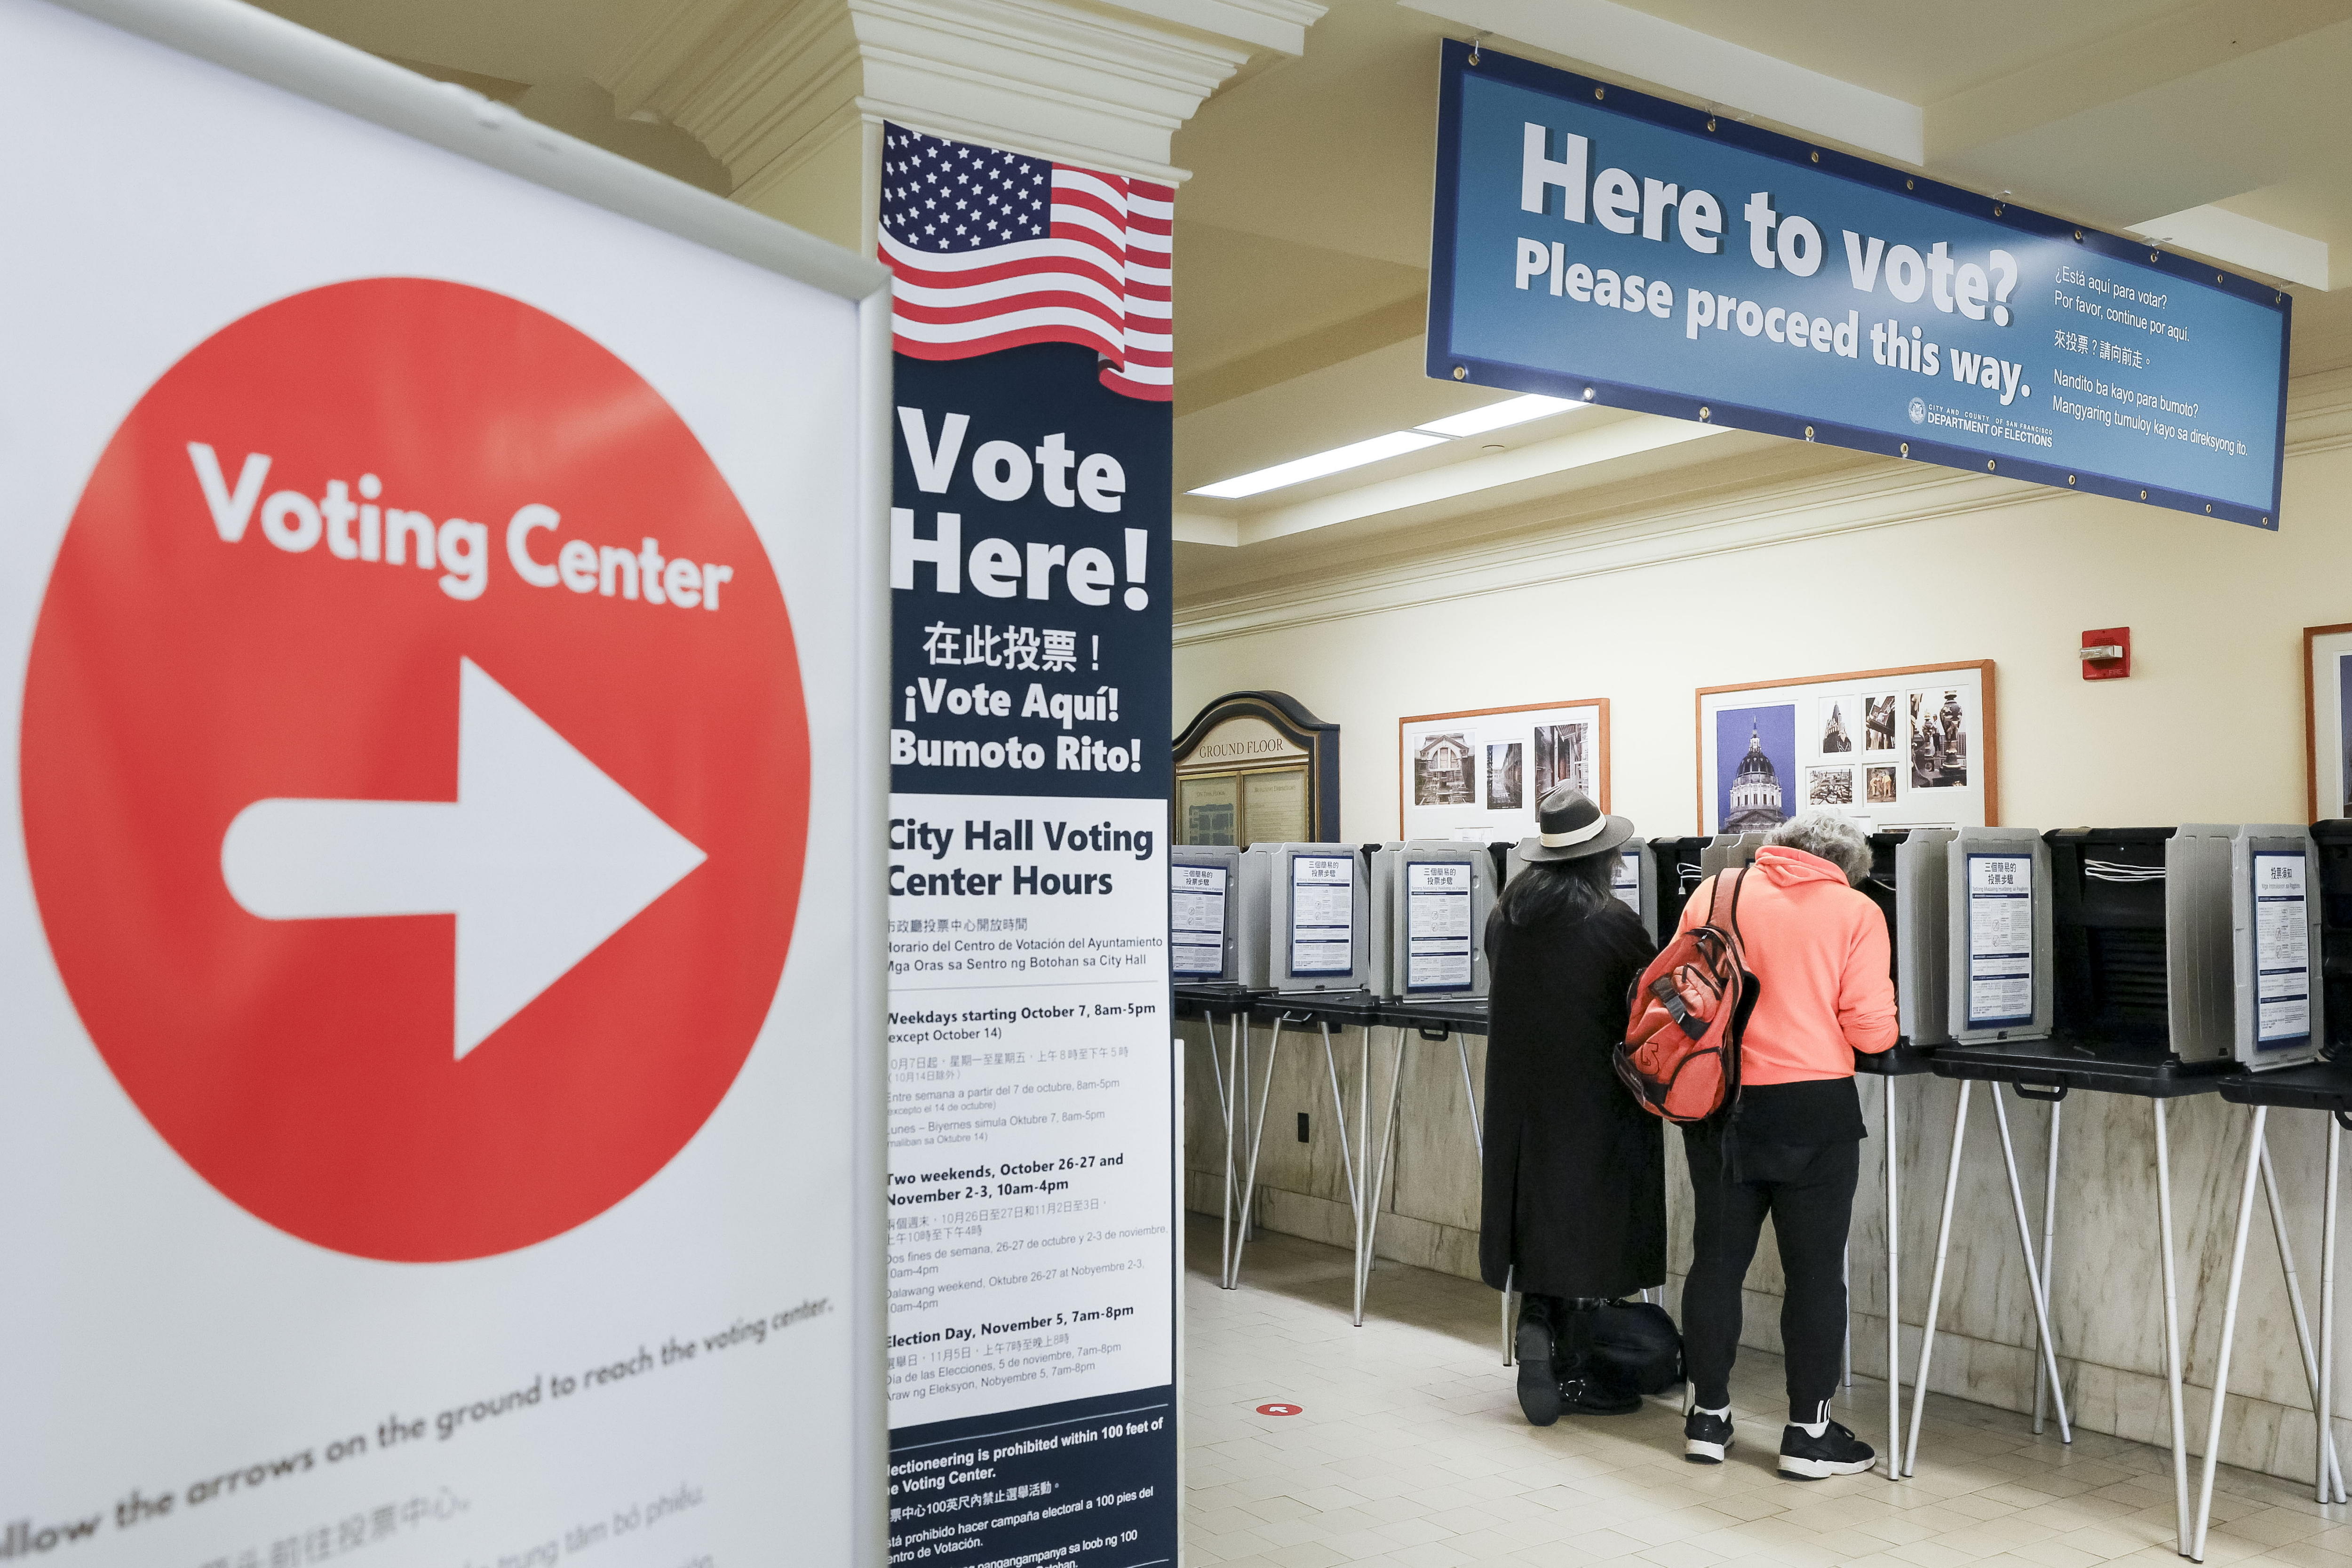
[1180,1226,2352,1568]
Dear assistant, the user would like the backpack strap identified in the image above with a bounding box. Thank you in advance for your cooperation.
[1723,865,1749,945]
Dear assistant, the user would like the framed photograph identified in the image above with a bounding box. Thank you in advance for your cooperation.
[1907,687,1971,790]
[1716,703,1798,832]
[1411,731,1474,806]
[1862,693,1898,753]
[1400,699,1609,842]
[2304,624,2352,820]
[1807,766,1855,806]
[1817,696,1854,755]
[1485,741,1523,810]
[1696,662,1995,833]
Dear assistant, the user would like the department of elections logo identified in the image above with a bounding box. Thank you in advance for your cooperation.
[1907,397,1926,425]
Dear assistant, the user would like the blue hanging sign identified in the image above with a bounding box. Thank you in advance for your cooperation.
[1429,40,2290,527]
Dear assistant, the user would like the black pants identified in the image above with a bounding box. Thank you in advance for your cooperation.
[1680,1128,1859,1420]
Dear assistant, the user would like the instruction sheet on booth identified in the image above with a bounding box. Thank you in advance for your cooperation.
[2254,852,2311,1043]
[1967,854,2034,1025]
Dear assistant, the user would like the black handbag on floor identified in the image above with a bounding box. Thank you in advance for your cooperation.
[1581,1299,1684,1396]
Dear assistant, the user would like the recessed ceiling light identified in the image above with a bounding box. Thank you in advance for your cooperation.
[1187,430,1448,499]
[1415,393,1582,438]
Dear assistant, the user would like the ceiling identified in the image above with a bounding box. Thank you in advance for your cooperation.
[1164,0,2352,605]
[234,0,2352,610]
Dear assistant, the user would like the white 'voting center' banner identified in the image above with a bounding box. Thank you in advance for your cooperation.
[0,0,887,1562]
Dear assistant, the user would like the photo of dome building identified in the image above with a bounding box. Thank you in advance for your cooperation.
[1711,703,1796,832]
[1723,724,1787,830]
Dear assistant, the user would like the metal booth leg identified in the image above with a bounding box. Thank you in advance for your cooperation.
[2156,1099,2191,1560]
[1317,1021,1363,1323]
[1204,1012,1230,1213]
[1884,1074,1902,1480]
[2258,1134,2348,1500]
[2193,1106,2268,1561]
[1449,1029,1512,1361]
[1991,1090,2071,1443]
[2034,1098,2062,1435]
[1205,1012,1231,1130]
[1905,1079,1971,1478]
[1354,1025,1372,1327]
[1843,1246,1853,1390]
[2325,1114,2345,1505]
[1228,1015,1284,1289]
[1359,1027,1407,1323]
[1219,1013,1240,1291]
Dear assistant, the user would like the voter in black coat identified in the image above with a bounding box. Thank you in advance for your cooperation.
[1479,786,1662,1424]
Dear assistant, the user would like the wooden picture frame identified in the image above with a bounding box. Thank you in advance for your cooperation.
[1174,690,1341,845]
[1398,698,1609,842]
[1694,661,1997,833]
[2303,624,2352,822]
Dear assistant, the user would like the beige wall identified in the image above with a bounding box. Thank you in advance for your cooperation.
[1176,389,2352,843]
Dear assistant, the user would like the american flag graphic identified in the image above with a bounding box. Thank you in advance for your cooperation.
[879,123,1173,401]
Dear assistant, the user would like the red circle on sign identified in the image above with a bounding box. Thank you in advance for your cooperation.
[19,279,809,1262]
[1255,1403,1302,1417]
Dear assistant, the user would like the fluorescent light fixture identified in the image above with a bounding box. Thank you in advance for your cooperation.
[1188,430,1447,498]
[1185,394,1586,501]
[1415,393,1582,437]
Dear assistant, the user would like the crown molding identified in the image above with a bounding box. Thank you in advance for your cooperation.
[596,0,1303,200]
[1173,461,2059,646]
[1101,0,1323,56]
[2286,364,2352,456]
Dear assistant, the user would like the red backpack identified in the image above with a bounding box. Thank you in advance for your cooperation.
[1613,868,1759,1123]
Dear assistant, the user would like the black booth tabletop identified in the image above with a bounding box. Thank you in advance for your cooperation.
[1377,997,1491,1037]
[1854,1042,1939,1077]
[1246,990,1385,1029]
[1239,991,1490,1036]
[2216,1057,2352,1112]
[1172,982,1263,1019]
[1929,1036,2233,1098]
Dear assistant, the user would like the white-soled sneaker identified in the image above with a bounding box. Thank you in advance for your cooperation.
[1778,1417,1875,1479]
[1683,1405,1732,1464]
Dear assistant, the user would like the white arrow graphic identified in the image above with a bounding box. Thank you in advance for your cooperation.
[222,658,707,1060]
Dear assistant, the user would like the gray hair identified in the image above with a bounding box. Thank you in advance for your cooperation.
[1765,809,1872,885]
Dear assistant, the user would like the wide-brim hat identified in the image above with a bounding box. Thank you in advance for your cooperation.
[1517,785,1635,862]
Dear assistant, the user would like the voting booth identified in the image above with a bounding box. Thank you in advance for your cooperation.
[1646,836,1708,947]
[1610,837,1653,929]
[1171,845,1242,985]
[1875,827,2056,1047]
[1238,843,1371,994]
[1699,831,1768,880]
[1369,841,1493,1001]
[2314,820,2352,1054]
[1949,829,2056,1043]
[1891,828,1955,1047]
[2048,824,2320,1067]
[2220,825,2323,1068]
[1495,836,1651,929]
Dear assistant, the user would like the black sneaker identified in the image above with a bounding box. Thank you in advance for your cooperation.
[1778,1418,1875,1479]
[1683,1405,1732,1463]
[1514,1317,1561,1426]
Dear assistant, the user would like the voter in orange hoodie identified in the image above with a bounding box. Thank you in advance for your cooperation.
[1674,810,1896,1481]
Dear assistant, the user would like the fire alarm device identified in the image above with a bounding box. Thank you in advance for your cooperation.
[2080,627,2130,680]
